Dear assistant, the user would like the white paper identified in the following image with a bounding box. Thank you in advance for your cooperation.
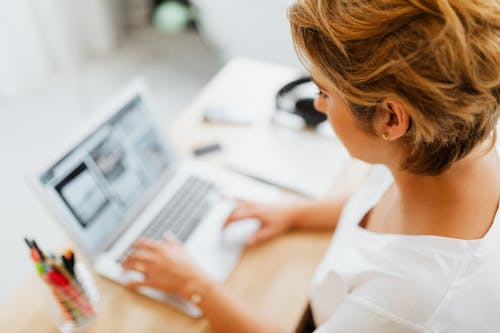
[226,124,349,198]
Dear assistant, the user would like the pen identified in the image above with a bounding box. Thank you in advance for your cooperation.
[25,237,42,264]
[24,237,33,249]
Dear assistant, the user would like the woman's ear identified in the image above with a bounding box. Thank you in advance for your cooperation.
[379,97,411,141]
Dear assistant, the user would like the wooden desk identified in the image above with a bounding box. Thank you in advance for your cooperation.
[0,58,369,333]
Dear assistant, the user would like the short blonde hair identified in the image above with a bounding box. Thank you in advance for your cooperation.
[289,0,500,175]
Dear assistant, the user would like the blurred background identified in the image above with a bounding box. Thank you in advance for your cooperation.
[0,0,299,301]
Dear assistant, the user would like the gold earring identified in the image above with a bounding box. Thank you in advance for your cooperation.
[382,132,389,141]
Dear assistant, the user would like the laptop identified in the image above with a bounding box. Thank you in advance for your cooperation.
[28,79,278,317]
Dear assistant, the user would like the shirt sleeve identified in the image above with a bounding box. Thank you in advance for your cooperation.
[314,296,425,333]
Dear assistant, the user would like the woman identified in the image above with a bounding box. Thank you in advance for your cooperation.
[123,0,500,331]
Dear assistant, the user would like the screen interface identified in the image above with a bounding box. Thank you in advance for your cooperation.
[40,95,172,250]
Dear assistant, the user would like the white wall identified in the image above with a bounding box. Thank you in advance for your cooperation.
[192,0,301,67]
[0,0,121,100]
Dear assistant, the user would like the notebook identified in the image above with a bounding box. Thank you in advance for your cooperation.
[28,79,278,317]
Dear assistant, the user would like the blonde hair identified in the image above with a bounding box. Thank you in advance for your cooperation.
[289,0,500,175]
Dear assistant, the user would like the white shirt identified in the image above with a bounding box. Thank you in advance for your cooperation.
[310,138,500,333]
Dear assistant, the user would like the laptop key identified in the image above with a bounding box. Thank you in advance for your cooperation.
[116,176,216,263]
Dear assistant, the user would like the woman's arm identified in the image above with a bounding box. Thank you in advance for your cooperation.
[290,196,349,231]
[188,277,286,333]
[122,197,350,332]
[224,195,349,245]
[123,237,286,333]
[198,197,350,332]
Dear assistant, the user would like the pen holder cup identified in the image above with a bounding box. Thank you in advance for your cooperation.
[42,262,100,333]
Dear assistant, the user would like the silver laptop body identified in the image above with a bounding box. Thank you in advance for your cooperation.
[29,79,277,317]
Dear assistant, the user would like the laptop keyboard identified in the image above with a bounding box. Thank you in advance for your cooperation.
[117,175,216,263]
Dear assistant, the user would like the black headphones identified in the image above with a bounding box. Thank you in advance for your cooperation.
[275,77,327,128]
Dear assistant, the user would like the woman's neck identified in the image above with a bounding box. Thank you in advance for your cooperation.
[387,138,500,239]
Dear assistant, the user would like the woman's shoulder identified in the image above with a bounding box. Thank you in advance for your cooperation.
[312,248,467,330]
[344,247,500,329]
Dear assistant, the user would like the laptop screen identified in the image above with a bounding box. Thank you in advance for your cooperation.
[39,95,172,251]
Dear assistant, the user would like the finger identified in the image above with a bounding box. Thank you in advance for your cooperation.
[126,280,149,289]
[246,228,274,246]
[233,198,251,207]
[223,202,259,228]
[132,239,163,252]
[124,250,155,262]
[122,260,143,272]
[122,252,153,270]
[163,232,182,247]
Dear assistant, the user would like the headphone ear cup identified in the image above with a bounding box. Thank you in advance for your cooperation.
[295,98,327,127]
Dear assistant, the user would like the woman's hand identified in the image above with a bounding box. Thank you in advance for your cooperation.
[122,235,212,299]
[224,200,300,246]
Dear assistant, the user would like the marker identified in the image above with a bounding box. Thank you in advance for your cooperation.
[48,269,70,287]
[32,240,46,261]
[62,250,75,277]
[25,239,95,322]
[31,249,41,263]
